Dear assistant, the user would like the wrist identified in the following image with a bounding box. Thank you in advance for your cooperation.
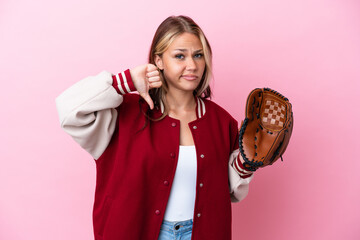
[233,153,254,178]
[112,69,136,95]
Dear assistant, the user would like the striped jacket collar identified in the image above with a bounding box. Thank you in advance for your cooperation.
[159,96,206,119]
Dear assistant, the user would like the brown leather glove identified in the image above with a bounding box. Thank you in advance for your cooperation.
[237,88,293,172]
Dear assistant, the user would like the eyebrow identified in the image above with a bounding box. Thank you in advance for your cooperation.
[174,49,203,53]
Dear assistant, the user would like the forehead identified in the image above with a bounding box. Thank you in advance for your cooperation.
[168,32,202,50]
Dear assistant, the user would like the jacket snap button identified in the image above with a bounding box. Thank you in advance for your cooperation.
[199,183,203,187]
[200,154,204,158]
[171,122,176,127]
[155,210,160,215]
[170,153,175,158]
[163,181,169,186]
[193,126,197,129]
[197,213,201,217]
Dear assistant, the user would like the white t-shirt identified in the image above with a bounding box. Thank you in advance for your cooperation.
[163,145,197,221]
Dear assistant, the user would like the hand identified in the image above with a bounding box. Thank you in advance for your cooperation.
[130,64,162,109]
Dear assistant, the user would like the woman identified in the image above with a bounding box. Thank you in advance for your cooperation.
[56,15,254,240]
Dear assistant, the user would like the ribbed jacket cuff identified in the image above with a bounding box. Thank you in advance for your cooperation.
[112,69,137,95]
[233,154,254,179]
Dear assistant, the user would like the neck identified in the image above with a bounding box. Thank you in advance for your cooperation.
[165,89,196,112]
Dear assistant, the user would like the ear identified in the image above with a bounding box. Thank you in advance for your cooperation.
[154,55,164,70]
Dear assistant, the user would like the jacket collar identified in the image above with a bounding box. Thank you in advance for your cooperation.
[159,96,206,119]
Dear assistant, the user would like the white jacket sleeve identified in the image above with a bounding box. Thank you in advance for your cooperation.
[55,70,136,160]
[229,149,254,202]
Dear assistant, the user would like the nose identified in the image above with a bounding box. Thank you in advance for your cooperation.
[186,57,197,71]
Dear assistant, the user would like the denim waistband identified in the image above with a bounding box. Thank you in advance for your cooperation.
[160,219,193,232]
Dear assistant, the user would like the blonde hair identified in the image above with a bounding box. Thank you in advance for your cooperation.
[139,15,213,124]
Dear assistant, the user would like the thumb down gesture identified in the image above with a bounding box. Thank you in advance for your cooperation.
[130,64,162,109]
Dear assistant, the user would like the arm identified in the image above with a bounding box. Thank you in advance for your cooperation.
[55,64,161,160]
[55,70,136,160]
[228,118,255,203]
[229,149,254,202]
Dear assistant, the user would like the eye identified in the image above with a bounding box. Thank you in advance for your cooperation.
[175,54,185,59]
[194,53,203,58]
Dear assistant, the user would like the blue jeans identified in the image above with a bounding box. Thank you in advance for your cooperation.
[158,219,193,240]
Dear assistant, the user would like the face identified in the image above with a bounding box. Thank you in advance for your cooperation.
[155,32,206,94]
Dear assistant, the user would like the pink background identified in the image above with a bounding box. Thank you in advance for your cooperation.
[1,0,359,239]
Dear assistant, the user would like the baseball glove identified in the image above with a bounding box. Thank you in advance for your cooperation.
[238,88,293,171]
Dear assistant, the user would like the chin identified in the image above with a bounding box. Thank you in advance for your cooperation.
[181,83,200,92]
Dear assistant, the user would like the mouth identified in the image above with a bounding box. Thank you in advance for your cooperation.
[181,75,198,81]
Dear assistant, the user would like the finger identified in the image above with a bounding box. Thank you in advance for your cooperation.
[141,93,154,110]
[147,76,160,83]
[149,81,162,89]
[146,71,160,78]
[147,63,158,72]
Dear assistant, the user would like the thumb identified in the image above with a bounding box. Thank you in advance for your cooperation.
[140,92,154,110]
